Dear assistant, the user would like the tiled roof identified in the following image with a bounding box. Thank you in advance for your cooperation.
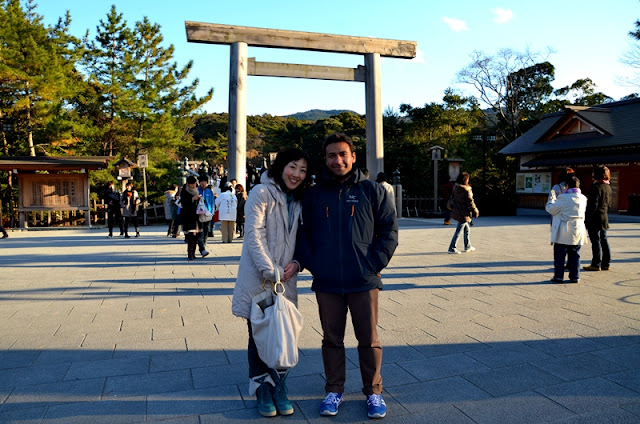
[499,98,640,155]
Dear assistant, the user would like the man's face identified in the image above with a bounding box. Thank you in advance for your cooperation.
[199,180,207,188]
[325,141,355,178]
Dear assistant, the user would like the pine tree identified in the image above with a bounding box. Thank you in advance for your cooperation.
[84,5,137,156]
[128,16,213,161]
[0,0,83,156]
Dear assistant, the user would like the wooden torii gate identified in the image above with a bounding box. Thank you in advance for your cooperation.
[185,22,417,187]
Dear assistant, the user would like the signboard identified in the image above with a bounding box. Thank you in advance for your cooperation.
[516,172,552,194]
[137,154,148,168]
[19,174,88,209]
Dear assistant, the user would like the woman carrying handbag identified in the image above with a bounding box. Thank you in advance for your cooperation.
[231,149,310,417]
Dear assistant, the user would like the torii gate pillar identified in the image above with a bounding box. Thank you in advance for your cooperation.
[365,53,383,179]
[229,42,248,188]
[186,22,416,186]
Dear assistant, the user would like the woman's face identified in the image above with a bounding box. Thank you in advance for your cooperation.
[187,182,197,189]
[281,158,308,191]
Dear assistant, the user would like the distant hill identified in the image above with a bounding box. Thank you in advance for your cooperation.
[282,109,357,121]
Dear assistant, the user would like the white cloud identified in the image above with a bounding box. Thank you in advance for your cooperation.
[442,17,469,32]
[492,8,514,24]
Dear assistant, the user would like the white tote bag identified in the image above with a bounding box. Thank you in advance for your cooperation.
[250,271,303,369]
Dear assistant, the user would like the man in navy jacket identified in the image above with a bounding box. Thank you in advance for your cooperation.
[297,133,398,419]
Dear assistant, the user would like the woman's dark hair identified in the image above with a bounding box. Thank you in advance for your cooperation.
[567,175,580,189]
[456,172,470,185]
[268,148,310,200]
[186,176,197,184]
[376,172,387,183]
[593,165,610,181]
[558,167,575,184]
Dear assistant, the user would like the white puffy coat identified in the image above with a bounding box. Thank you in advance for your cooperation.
[231,173,302,319]
[546,191,588,246]
[215,190,238,221]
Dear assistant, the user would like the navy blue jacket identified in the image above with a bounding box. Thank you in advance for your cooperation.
[296,168,398,294]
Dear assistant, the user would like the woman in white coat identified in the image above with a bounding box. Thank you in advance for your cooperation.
[545,175,588,284]
[231,148,309,418]
[215,183,238,243]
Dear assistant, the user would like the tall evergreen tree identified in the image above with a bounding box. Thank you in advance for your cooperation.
[84,5,136,156]
[0,0,83,156]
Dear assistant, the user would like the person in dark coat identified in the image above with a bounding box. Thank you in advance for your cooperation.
[235,183,247,238]
[180,176,202,260]
[448,172,479,254]
[104,181,124,237]
[584,166,612,271]
[296,133,398,419]
[121,182,140,238]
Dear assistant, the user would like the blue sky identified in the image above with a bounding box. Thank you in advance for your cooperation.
[36,0,640,116]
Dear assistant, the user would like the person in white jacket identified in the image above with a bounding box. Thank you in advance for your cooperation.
[215,183,238,243]
[231,148,309,418]
[545,175,588,284]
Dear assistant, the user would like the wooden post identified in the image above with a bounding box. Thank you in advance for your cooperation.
[365,53,383,179]
[85,175,91,227]
[228,42,248,189]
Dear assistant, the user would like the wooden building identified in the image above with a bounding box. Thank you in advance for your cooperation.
[0,156,110,228]
[499,98,640,214]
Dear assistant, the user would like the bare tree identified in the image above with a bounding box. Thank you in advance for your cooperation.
[457,48,553,141]
[620,20,640,89]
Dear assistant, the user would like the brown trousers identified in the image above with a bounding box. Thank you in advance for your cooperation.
[316,289,383,396]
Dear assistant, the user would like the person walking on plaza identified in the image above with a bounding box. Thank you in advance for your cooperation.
[121,182,141,238]
[215,183,238,243]
[180,176,202,260]
[197,175,214,257]
[104,181,123,238]
[0,224,8,238]
[546,175,588,284]
[448,172,479,254]
[231,148,309,417]
[235,183,247,238]
[296,133,398,419]
[164,184,179,237]
[584,165,612,271]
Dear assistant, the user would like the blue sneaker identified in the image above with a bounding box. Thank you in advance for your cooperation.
[367,394,386,419]
[320,392,343,416]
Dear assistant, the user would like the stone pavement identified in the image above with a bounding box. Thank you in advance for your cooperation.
[0,215,639,424]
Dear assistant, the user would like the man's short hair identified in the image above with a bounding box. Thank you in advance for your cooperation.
[186,176,197,184]
[198,175,208,182]
[323,133,355,155]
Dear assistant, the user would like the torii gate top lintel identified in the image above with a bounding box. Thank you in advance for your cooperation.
[186,21,416,196]
[185,21,416,59]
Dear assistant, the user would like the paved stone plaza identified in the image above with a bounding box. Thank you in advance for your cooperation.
[0,215,639,423]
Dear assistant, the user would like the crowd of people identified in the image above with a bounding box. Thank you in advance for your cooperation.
[94,135,614,420]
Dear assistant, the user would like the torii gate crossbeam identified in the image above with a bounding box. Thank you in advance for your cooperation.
[185,22,417,187]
